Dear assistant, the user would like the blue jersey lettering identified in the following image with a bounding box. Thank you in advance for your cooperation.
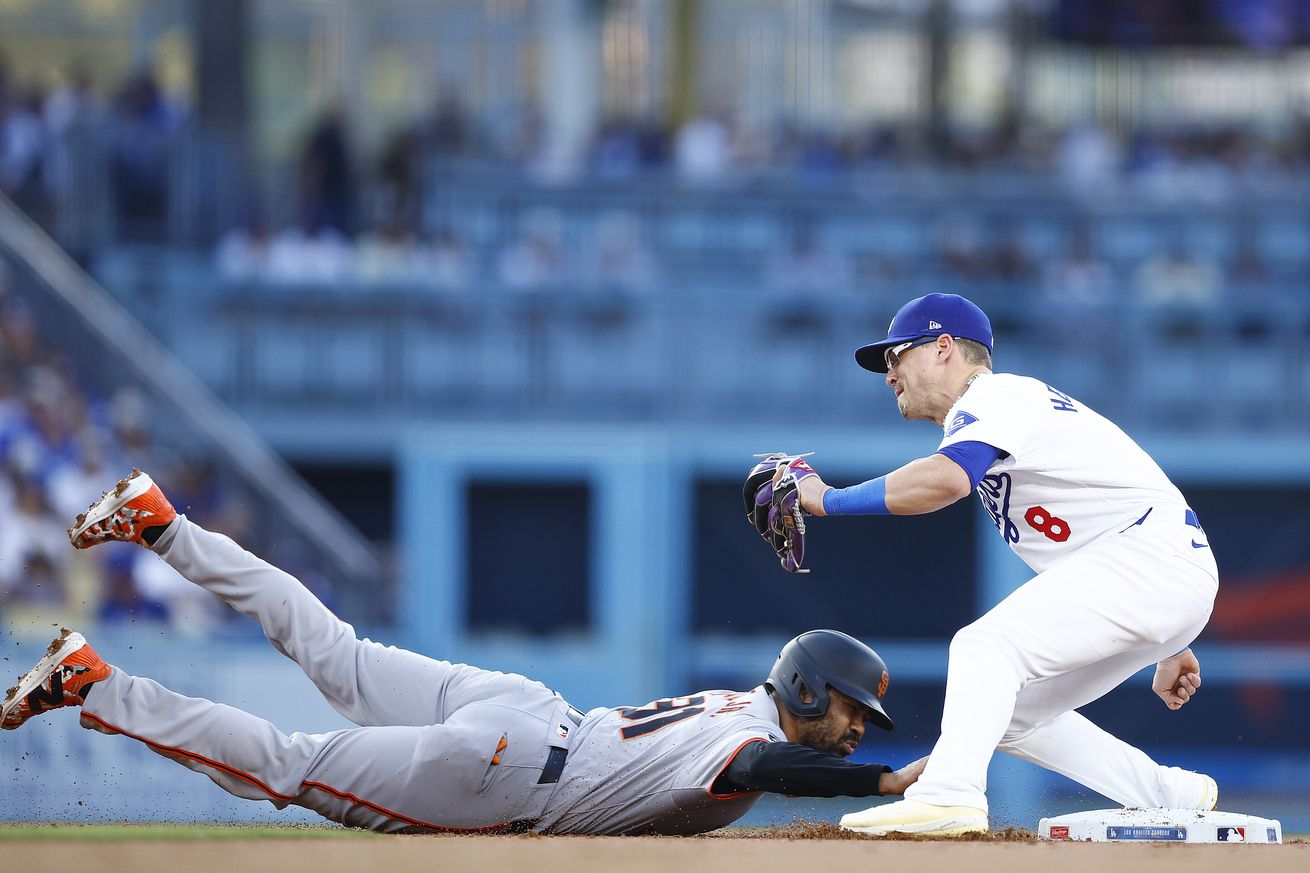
[1046,384,1077,413]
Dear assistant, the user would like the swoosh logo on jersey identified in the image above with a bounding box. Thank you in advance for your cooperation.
[1191,540,1210,549]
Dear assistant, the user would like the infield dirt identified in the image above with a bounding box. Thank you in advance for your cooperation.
[1,826,1306,873]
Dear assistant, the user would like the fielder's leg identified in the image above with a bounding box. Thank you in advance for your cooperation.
[995,634,1216,809]
[69,470,540,728]
[840,518,1216,834]
[999,713,1216,809]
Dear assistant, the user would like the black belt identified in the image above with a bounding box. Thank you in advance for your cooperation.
[538,706,584,785]
[538,746,568,785]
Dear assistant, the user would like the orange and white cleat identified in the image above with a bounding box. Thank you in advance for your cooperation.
[2,629,111,730]
[67,469,177,549]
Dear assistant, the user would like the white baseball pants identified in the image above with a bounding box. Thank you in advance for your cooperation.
[904,507,1220,811]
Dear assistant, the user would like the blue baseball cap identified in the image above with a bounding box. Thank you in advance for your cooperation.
[855,293,994,373]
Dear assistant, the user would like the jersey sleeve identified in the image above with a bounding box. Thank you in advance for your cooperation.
[715,740,891,798]
[936,441,1006,489]
[937,376,1029,460]
[682,717,787,797]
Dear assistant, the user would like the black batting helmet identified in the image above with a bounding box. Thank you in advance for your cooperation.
[765,629,894,731]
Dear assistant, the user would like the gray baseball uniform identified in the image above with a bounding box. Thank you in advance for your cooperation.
[76,517,785,834]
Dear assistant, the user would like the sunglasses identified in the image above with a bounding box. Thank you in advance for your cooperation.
[883,336,940,370]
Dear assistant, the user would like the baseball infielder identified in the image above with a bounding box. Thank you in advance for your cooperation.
[784,293,1219,835]
[2,471,925,835]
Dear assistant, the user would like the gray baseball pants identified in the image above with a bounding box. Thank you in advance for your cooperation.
[79,517,572,831]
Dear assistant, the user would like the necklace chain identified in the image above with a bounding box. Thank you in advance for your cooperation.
[959,372,982,400]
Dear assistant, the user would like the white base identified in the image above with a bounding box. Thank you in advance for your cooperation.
[1039,808,1282,843]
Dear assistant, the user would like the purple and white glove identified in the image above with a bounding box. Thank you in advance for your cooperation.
[742,453,818,574]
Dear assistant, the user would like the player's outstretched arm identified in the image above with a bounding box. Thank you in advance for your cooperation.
[801,454,971,517]
[1152,648,1202,711]
[716,741,919,798]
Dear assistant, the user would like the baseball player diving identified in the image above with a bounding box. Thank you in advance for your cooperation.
[745,292,1219,836]
[2,471,926,835]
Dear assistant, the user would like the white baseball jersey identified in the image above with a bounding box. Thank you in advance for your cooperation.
[537,686,787,835]
[939,373,1189,574]
[892,371,1220,816]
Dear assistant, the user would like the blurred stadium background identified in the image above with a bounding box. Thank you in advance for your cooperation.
[1,0,1309,831]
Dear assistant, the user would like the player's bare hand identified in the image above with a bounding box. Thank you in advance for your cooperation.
[878,755,929,796]
[795,472,831,516]
[1153,648,1202,711]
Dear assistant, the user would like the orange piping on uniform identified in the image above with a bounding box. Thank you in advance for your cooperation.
[706,736,770,800]
[79,709,521,832]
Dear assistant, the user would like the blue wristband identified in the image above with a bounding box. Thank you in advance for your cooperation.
[822,476,891,516]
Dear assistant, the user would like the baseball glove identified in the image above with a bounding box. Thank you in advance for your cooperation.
[743,452,818,574]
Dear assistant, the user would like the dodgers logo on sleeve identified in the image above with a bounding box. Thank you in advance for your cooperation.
[978,473,1020,544]
[945,411,978,437]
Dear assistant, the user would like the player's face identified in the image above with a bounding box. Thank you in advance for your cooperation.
[796,688,870,757]
[885,339,939,421]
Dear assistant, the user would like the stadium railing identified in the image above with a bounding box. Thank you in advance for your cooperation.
[0,192,385,622]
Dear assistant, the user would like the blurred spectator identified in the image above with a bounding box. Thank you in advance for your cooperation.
[766,227,854,295]
[108,386,154,457]
[0,275,348,633]
[1231,235,1270,287]
[42,65,104,235]
[300,107,357,236]
[1042,232,1114,306]
[0,86,46,214]
[936,217,992,280]
[110,69,178,236]
[1134,241,1222,306]
[419,93,471,157]
[674,115,732,182]
[266,211,352,284]
[1130,128,1237,203]
[581,211,657,292]
[592,120,646,178]
[43,65,101,138]
[10,552,63,607]
[355,212,423,284]
[992,227,1037,282]
[214,215,273,281]
[47,439,113,523]
[97,548,167,623]
[793,132,844,182]
[377,127,418,220]
[421,227,472,290]
[0,471,68,605]
[497,209,569,289]
[1057,122,1121,193]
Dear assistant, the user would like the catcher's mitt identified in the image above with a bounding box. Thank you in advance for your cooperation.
[743,452,818,574]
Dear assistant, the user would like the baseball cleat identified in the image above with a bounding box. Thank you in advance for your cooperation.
[67,469,176,549]
[2,629,111,730]
[839,798,988,837]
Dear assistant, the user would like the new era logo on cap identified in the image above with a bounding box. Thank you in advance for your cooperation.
[928,320,942,330]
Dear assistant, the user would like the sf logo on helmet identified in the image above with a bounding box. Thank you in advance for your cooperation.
[876,670,889,700]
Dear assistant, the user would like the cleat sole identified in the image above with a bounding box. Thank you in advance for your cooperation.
[1,630,87,730]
